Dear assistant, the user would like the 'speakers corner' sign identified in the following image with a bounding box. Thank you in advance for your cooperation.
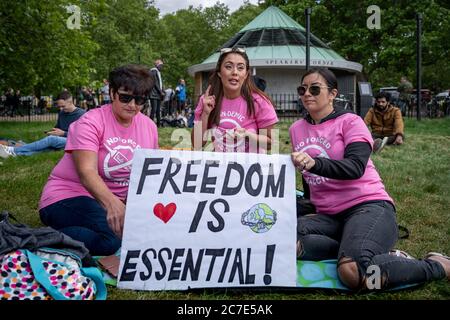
[263,59,335,66]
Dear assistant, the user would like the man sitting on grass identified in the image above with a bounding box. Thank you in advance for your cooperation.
[0,91,85,158]
[364,91,405,153]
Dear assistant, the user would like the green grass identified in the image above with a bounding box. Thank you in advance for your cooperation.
[1,118,449,300]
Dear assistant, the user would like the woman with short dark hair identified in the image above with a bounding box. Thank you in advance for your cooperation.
[39,64,159,255]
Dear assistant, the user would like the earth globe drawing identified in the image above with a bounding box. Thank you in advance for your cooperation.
[241,203,277,233]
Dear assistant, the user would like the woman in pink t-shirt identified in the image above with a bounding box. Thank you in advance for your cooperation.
[39,65,159,256]
[291,68,449,290]
[191,47,278,153]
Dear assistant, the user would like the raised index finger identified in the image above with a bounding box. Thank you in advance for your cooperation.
[204,85,212,98]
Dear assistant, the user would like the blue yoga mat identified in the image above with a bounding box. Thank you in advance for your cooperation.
[297,260,421,291]
[296,260,349,290]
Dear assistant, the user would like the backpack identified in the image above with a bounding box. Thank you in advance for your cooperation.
[160,117,186,128]
[0,211,106,300]
[0,247,106,300]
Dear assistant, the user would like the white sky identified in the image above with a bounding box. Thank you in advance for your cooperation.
[155,0,260,15]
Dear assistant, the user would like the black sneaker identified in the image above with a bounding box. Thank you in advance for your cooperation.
[373,137,388,153]
[373,138,382,153]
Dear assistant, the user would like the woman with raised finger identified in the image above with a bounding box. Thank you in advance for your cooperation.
[291,68,449,290]
[191,47,278,153]
[39,64,159,256]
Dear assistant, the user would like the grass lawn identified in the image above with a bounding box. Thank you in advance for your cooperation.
[0,118,449,300]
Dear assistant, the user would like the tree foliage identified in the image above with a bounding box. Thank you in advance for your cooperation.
[267,0,450,92]
[0,0,448,97]
[0,0,98,95]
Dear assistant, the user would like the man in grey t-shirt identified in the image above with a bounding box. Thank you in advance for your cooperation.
[0,91,85,158]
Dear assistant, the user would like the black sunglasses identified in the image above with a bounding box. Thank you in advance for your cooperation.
[297,84,331,96]
[117,92,147,106]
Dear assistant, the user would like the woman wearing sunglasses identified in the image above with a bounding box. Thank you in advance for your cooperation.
[38,64,159,256]
[191,47,278,153]
[291,68,449,290]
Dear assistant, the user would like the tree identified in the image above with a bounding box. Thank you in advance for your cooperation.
[266,0,450,91]
[1,0,447,96]
[0,0,97,95]
[86,0,162,80]
[226,1,264,36]
[158,2,263,98]
[160,3,233,95]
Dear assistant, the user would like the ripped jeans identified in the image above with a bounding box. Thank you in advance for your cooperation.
[297,200,445,289]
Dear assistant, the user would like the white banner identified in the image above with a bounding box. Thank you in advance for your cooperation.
[117,149,297,291]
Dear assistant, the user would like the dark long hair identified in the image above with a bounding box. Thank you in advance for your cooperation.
[207,50,273,127]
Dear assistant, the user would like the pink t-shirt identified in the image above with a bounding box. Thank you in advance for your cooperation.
[194,93,278,153]
[289,113,393,215]
[39,104,158,210]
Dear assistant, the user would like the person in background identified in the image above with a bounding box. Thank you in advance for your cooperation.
[175,79,187,114]
[38,64,158,256]
[364,91,404,153]
[101,79,111,105]
[2,88,14,116]
[149,59,164,126]
[252,75,267,92]
[78,87,88,110]
[163,86,175,117]
[0,91,85,158]
[398,76,413,116]
[291,68,449,291]
[11,89,24,117]
[85,87,97,110]
[191,47,278,153]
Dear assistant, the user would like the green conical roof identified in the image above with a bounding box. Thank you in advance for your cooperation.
[239,6,305,32]
[220,5,330,53]
[188,6,362,75]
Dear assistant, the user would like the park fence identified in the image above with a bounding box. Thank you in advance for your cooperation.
[0,93,446,123]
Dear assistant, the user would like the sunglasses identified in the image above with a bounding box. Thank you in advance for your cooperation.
[117,92,147,106]
[297,84,331,96]
[220,47,246,54]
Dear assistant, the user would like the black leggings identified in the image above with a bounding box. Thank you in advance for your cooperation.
[297,201,445,289]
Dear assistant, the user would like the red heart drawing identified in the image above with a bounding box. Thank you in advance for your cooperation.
[153,203,177,223]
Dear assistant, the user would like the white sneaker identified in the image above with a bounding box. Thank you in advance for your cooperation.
[0,145,15,158]
[389,249,415,259]
[380,136,389,150]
